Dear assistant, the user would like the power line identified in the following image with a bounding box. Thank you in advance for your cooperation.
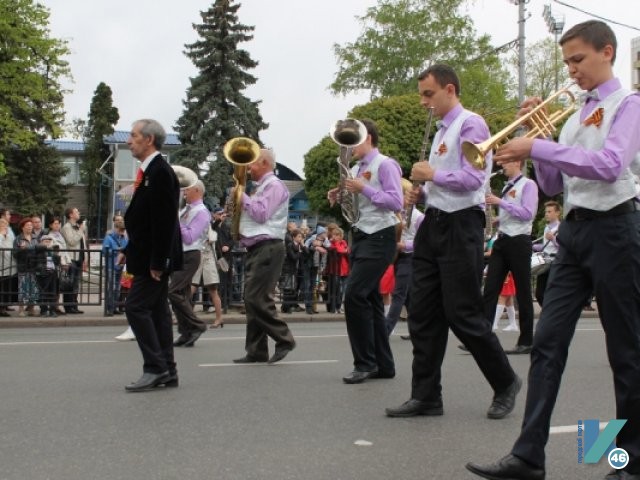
[552,0,640,32]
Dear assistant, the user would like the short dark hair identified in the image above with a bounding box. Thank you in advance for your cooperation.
[48,215,61,226]
[360,119,379,147]
[544,200,561,213]
[418,64,461,96]
[560,20,617,65]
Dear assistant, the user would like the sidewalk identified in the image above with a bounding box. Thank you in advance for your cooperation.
[0,302,599,328]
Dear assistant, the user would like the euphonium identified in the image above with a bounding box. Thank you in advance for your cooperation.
[462,87,578,170]
[329,118,368,224]
[223,137,261,241]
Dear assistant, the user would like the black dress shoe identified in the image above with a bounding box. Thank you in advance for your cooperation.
[487,375,522,419]
[268,343,295,364]
[385,398,444,417]
[458,344,469,352]
[400,335,411,340]
[370,369,395,379]
[125,371,171,392]
[162,374,179,388]
[183,329,204,347]
[605,470,640,479]
[173,334,190,347]
[466,454,545,480]
[233,355,269,364]
[506,344,533,355]
[342,370,378,384]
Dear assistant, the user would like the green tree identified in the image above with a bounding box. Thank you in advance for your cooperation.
[0,143,68,216]
[512,37,570,99]
[0,0,70,175]
[174,0,267,205]
[81,82,119,238]
[330,0,508,99]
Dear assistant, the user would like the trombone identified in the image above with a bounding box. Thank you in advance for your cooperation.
[462,87,578,170]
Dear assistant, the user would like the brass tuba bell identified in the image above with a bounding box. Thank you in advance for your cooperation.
[223,137,261,240]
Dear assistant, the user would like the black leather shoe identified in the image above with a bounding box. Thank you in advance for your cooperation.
[458,344,469,352]
[173,335,190,347]
[400,335,411,340]
[605,470,640,480]
[487,376,522,419]
[370,369,395,379]
[342,370,378,384]
[162,374,179,388]
[125,371,171,392]
[466,454,545,480]
[233,355,269,364]
[183,329,204,347]
[268,343,295,364]
[68,309,84,314]
[506,344,533,355]
[385,398,444,417]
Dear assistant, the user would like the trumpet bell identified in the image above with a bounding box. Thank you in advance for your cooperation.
[223,137,261,165]
[461,142,487,170]
[330,119,368,148]
[172,165,199,189]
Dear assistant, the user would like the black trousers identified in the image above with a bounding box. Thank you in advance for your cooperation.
[125,274,175,375]
[534,270,549,307]
[169,250,205,335]
[483,233,534,346]
[512,212,640,473]
[63,260,81,312]
[408,208,515,402]
[385,253,412,335]
[344,225,397,373]
[243,240,295,358]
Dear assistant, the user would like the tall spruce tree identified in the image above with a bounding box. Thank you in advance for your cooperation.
[82,82,119,238]
[174,0,267,205]
[0,0,70,215]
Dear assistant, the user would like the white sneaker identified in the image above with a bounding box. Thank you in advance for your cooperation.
[115,326,135,341]
[502,325,519,332]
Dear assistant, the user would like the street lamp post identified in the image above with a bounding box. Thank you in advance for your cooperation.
[543,4,565,92]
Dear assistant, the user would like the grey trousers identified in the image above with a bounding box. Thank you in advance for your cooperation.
[169,250,206,335]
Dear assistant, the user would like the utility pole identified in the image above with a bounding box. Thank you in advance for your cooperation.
[543,4,565,92]
[509,0,528,104]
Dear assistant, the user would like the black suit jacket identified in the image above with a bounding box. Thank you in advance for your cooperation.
[124,154,183,276]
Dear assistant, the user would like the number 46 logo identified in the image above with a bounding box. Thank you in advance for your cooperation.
[583,419,628,469]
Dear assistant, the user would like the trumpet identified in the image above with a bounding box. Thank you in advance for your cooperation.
[462,87,578,170]
[406,107,434,228]
[223,137,261,241]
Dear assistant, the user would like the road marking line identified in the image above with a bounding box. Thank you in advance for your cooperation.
[199,360,339,367]
[550,422,606,435]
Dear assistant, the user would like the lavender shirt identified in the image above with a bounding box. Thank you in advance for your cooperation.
[498,176,538,221]
[432,103,490,193]
[239,172,289,248]
[180,199,210,246]
[532,78,640,196]
[403,214,424,253]
[357,148,403,212]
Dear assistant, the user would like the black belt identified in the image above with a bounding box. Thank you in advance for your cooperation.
[397,251,413,258]
[566,199,638,222]
[246,238,282,252]
[426,206,482,219]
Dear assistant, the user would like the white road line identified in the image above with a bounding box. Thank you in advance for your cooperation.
[550,422,606,435]
[199,360,339,367]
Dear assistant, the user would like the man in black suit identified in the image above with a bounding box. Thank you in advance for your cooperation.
[119,119,183,392]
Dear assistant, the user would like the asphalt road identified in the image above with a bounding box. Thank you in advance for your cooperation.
[0,318,618,480]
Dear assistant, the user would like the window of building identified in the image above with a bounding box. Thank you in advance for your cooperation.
[61,156,84,185]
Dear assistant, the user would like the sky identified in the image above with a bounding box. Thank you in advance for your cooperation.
[41,0,640,178]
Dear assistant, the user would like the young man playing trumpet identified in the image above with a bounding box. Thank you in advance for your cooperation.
[467,20,640,480]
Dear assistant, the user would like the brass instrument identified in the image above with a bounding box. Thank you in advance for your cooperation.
[223,137,261,241]
[172,165,199,189]
[462,87,578,170]
[406,107,434,228]
[329,119,368,224]
[484,169,503,239]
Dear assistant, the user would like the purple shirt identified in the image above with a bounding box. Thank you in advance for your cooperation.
[180,200,210,246]
[357,148,403,212]
[241,172,289,223]
[532,78,640,196]
[432,103,490,192]
[498,176,538,221]
[403,213,424,253]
